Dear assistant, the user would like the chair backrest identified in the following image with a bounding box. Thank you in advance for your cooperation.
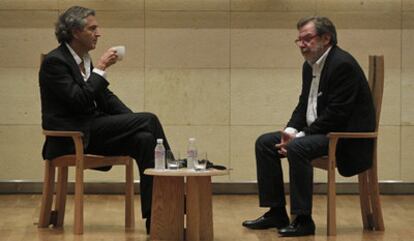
[367,55,384,132]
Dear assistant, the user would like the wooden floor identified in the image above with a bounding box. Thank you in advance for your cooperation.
[1,194,413,241]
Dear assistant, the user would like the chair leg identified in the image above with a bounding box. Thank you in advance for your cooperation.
[327,164,336,236]
[367,167,385,231]
[326,139,337,236]
[54,166,68,227]
[38,161,55,228]
[359,148,384,232]
[125,159,135,229]
[358,171,371,229]
[74,165,84,234]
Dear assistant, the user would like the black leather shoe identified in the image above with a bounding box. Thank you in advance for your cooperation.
[145,218,151,235]
[242,214,289,229]
[278,215,315,237]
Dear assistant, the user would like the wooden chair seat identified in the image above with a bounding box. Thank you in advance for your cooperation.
[50,154,132,168]
[37,130,135,234]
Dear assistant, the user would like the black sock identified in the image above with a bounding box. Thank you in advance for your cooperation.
[265,207,288,217]
[296,214,312,222]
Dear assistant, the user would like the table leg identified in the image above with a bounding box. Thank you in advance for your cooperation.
[186,176,213,241]
[150,176,185,241]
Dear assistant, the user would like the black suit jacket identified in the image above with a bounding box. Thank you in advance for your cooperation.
[287,46,376,177]
[39,44,132,160]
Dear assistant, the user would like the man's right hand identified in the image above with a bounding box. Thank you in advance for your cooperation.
[96,48,118,71]
[275,131,295,156]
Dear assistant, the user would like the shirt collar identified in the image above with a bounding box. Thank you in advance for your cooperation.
[64,42,90,65]
[313,46,332,69]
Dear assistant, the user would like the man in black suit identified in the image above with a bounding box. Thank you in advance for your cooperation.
[242,16,375,237]
[39,6,171,233]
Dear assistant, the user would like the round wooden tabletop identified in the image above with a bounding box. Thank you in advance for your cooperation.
[144,168,229,177]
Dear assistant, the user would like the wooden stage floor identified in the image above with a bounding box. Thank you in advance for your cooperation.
[1,194,413,241]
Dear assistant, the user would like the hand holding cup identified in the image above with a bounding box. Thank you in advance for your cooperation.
[111,45,126,61]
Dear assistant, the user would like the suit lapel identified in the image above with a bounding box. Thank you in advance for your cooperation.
[318,46,337,91]
[303,63,313,99]
[58,44,86,86]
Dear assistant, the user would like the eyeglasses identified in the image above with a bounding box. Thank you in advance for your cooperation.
[294,34,319,46]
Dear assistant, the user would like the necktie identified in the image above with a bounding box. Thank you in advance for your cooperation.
[79,61,86,75]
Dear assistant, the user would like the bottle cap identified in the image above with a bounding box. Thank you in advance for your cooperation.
[157,138,163,144]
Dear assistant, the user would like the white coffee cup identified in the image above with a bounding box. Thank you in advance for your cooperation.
[111,45,126,61]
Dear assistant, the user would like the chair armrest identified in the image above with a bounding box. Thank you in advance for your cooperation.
[321,132,378,169]
[42,130,85,166]
[327,132,377,140]
[42,130,84,138]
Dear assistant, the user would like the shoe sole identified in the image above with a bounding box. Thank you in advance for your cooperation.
[242,225,277,230]
[278,231,315,237]
[242,223,289,230]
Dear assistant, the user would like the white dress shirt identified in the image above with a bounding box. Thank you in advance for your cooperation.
[285,46,332,137]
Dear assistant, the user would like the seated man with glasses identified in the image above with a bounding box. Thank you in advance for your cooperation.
[242,16,375,237]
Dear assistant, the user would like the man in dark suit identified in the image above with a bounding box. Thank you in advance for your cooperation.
[242,16,375,237]
[39,6,171,233]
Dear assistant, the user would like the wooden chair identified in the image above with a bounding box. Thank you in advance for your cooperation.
[311,55,385,235]
[37,132,135,235]
[37,54,135,234]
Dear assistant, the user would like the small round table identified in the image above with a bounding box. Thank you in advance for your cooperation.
[144,168,229,241]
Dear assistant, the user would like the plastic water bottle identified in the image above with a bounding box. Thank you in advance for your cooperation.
[187,138,197,169]
[154,138,165,170]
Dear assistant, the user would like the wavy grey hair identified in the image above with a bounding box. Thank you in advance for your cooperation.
[297,16,337,46]
[55,6,95,43]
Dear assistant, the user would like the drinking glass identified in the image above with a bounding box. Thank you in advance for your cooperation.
[166,150,179,170]
[194,152,207,171]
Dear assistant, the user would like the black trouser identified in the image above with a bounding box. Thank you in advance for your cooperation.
[255,131,328,215]
[86,112,171,219]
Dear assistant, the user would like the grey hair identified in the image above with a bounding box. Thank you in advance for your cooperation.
[297,16,337,46]
[55,6,95,43]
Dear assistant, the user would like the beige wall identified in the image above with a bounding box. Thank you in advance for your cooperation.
[0,0,412,183]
